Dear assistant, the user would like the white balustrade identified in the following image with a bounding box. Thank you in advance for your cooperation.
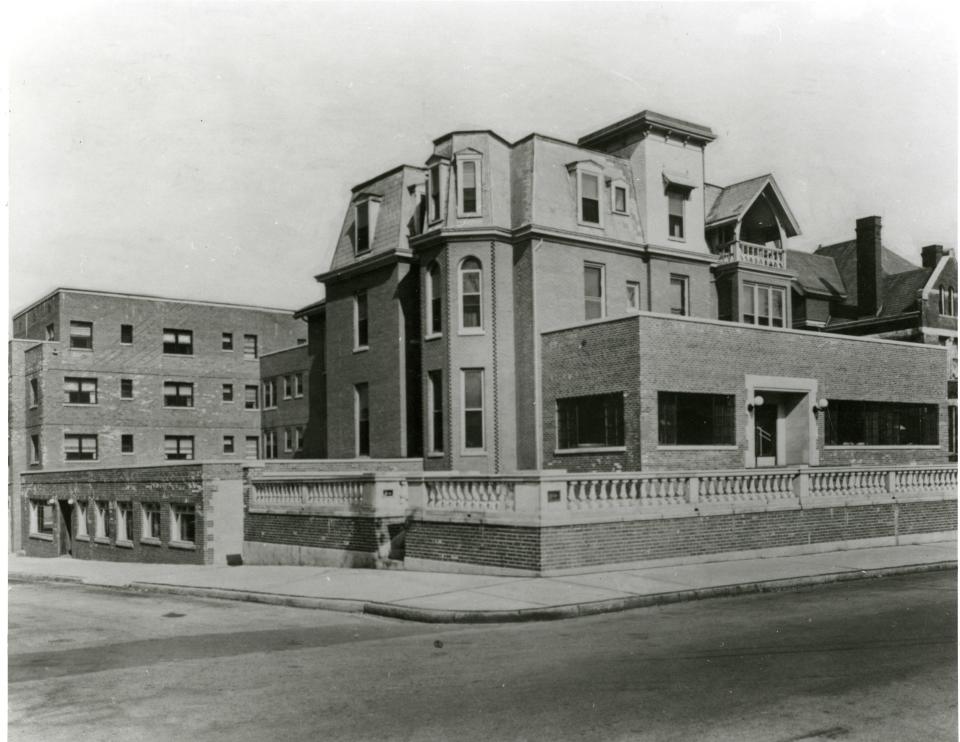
[716,240,786,270]
[699,471,795,504]
[564,475,688,510]
[249,477,365,510]
[424,479,517,512]
[896,467,958,493]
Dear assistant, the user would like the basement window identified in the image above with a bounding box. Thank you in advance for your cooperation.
[658,392,735,446]
[557,393,624,450]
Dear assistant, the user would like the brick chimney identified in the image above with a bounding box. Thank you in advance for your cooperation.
[921,244,946,269]
[856,216,883,315]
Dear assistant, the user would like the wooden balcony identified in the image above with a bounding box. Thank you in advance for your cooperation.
[716,240,786,270]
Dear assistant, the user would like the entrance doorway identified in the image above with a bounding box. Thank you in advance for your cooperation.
[754,403,778,467]
[58,501,74,556]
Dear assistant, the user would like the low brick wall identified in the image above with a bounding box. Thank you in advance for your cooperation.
[406,521,541,572]
[20,463,244,565]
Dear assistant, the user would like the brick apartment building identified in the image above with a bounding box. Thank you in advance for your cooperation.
[9,288,306,554]
[311,109,957,474]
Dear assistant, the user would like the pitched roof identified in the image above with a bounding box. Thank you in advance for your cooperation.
[877,268,929,318]
[704,174,800,237]
[814,240,919,307]
[785,250,846,298]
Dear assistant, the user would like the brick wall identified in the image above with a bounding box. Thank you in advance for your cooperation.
[20,463,244,564]
[542,313,950,472]
[244,512,401,554]
[406,520,541,571]
[260,344,311,458]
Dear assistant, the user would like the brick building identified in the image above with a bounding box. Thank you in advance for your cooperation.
[9,288,306,555]
[312,109,956,476]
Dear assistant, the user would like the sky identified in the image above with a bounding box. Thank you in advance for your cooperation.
[6,1,958,315]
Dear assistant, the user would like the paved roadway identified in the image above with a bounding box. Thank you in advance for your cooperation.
[8,571,957,742]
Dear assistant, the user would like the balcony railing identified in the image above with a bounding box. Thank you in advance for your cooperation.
[716,240,786,270]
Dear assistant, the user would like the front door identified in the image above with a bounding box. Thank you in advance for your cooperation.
[58,501,74,556]
[755,404,778,467]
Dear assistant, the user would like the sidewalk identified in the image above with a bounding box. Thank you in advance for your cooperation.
[8,540,957,623]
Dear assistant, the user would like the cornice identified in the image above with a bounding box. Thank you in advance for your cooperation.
[314,250,415,284]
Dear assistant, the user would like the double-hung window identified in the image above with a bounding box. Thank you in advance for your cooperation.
[64,377,98,404]
[428,163,445,222]
[163,381,194,408]
[223,435,235,454]
[939,287,958,317]
[584,264,605,320]
[164,435,195,460]
[626,281,641,312]
[294,373,304,398]
[243,334,258,360]
[426,262,442,337]
[295,427,304,452]
[120,324,133,344]
[263,430,277,459]
[222,383,234,402]
[669,275,689,316]
[222,332,234,350]
[354,291,369,349]
[459,258,483,332]
[163,328,193,355]
[355,383,370,456]
[456,154,481,216]
[121,434,134,454]
[284,428,294,453]
[69,321,93,349]
[668,190,685,239]
[244,385,259,410]
[29,434,41,465]
[120,378,133,399]
[283,376,293,399]
[29,378,39,408]
[461,369,484,451]
[612,183,628,214]
[579,171,601,225]
[263,379,276,409]
[557,393,624,450]
[65,434,98,461]
[742,282,786,327]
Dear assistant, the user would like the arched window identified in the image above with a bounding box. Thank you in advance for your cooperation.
[459,257,482,332]
[426,262,442,336]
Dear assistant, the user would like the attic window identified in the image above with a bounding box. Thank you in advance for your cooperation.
[456,154,482,217]
[610,179,628,214]
[427,162,449,223]
[353,196,381,256]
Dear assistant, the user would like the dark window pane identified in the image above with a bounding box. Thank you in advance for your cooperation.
[658,392,734,445]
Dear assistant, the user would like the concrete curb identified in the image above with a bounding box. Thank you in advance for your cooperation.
[10,560,956,623]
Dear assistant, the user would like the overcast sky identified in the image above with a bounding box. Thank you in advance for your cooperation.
[7,1,958,314]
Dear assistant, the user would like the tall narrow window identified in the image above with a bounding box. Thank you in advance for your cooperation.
[426,262,442,336]
[244,385,259,409]
[295,427,305,452]
[429,164,442,222]
[116,503,133,543]
[121,434,134,454]
[459,258,483,332]
[669,275,689,316]
[69,321,93,349]
[245,436,260,459]
[222,383,234,402]
[223,435,235,454]
[222,332,234,350]
[584,264,605,320]
[262,379,276,409]
[355,291,369,349]
[580,172,600,225]
[284,428,294,453]
[170,504,196,544]
[355,383,370,456]
[613,185,628,214]
[294,373,304,398]
[29,378,39,408]
[45,324,55,341]
[162,329,193,355]
[120,324,133,344]
[120,378,134,399]
[283,376,293,399]
[668,191,685,239]
[263,431,277,459]
[29,434,40,465]
[355,201,370,254]
[141,504,161,541]
[76,502,88,539]
[457,157,481,216]
[626,281,641,312]
[462,369,484,450]
[243,334,258,360]
[428,370,443,454]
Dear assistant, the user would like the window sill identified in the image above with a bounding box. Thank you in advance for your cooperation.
[121,452,135,456]
[460,450,488,457]
[457,212,482,219]
[68,347,93,352]
[140,537,161,547]
[162,353,195,358]
[29,533,54,541]
[576,221,604,229]
[244,408,260,412]
[263,406,277,411]
[294,394,304,399]
[169,540,197,551]
[29,405,37,410]
[667,236,686,243]
[162,406,196,410]
[554,446,626,455]
[115,539,134,549]
[93,537,111,545]
[63,403,99,407]
[76,534,89,542]
[823,445,942,450]
[120,398,134,402]
[120,342,133,347]
[353,346,369,354]
[426,452,445,458]
[657,445,738,450]
[457,329,485,337]
[612,209,629,216]
[424,333,442,342]
[65,458,99,464]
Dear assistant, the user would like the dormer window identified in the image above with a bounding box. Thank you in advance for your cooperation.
[456,153,482,217]
[427,161,449,223]
[668,191,685,240]
[353,196,380,255]
[580,172,600,225]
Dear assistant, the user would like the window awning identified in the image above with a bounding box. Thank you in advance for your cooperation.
[662,170,697,192]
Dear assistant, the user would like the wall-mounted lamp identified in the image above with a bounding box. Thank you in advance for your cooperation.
[46,498,56,505]
[812,398,829,415]
[746,394,765,412]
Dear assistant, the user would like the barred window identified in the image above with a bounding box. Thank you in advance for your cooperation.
[658,392,735,446]
[825,400,939,446]
[557,393,624,449]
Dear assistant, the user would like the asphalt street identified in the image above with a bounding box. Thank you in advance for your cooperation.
[8,571,957,742]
